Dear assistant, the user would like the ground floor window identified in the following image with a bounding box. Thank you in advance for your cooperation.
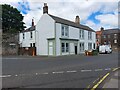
[80,42,84,52]
[61,42,69,53]
[88,43,92,50]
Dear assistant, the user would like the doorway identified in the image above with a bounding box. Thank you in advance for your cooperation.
[75,46,77,54]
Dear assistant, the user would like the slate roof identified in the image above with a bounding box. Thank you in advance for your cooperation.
[21,26,36,32]
[49,14,95,32]
[102,28,120,34]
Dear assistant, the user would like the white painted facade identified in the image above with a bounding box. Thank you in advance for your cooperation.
[19,13,96,56]
[19,30,36,47]
[36,14,55,56]
[55,22,96,56]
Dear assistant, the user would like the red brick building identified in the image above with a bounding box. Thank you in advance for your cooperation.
[96,27,120,51]
[96,27,104,47]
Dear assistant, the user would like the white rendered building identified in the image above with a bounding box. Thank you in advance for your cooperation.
[19,3,96,56]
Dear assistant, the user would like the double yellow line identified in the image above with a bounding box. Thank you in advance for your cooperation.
[91,67,120,90]
[91,73,109,90]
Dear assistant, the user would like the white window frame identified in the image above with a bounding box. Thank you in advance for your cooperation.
[103,35,106,39]
[80,42,84,52]
[88,31,92,40]
[61,42,69,53]
[61,24,69,37]
[80,29,84,39]
[114,34,117,38]
[88,43,92,50]
[66,43,69,52]
[114,40,117,43]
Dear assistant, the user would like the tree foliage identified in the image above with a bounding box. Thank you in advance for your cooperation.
[2,4,26,33]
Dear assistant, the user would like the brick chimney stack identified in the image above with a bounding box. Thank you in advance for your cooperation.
[32,18,34,26]
[75,16,80,24]
[100,27,104,31]
[43,3,48,14]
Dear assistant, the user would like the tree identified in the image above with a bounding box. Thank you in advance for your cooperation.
[2,4,26,33]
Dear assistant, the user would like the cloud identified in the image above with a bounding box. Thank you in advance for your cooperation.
[95,13,118,27]
[1,0,119,30]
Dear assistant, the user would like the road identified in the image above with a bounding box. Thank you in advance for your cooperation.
[2,52,118,89]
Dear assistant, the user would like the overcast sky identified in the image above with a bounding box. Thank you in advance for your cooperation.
[1,0,119,31]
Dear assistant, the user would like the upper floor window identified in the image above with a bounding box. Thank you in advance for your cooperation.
[30,32,33,38]
[114,39,117,43]
[88,31,92,40]
[103,35,106,38]
[23,33,25,39]
[114,34,117,38]
[61,24,69,37]
[80,29,84,39]
[108,35,110,38]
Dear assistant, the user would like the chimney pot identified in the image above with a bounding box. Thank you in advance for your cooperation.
[32,18,34,26]
[75,15,80,24]
[43,3,48,14]
[44,3,47,6]
[100,27,104,31]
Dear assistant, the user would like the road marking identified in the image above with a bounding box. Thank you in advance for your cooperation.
[42,72,48,75]
[81,70,92,72]
[0,75,11,78]
[93,79,97,84]
[112,68,118,71]
[105,68,111,71]
[91,73,110,90]
[52,71,64,74]
[15,75,18,77]
[36,73,38,75]
[86,85,91,89]
[66,70,77,73]
[95,69,103,71]
[96,78,99,81]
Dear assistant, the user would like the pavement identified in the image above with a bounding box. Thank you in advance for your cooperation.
[91,68,120,89]
[102,68,119,88]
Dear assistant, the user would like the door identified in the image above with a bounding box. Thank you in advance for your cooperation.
[75,46,77,54]
[49,41,53,55]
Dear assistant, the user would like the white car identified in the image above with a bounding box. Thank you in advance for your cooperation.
[99,45,112,54]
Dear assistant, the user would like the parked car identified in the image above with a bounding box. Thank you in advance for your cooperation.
[99,45,112,54]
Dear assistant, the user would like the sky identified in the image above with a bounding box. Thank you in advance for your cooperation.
[1,0,119,31]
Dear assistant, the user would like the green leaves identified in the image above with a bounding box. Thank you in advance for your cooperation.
[2,4,26,34]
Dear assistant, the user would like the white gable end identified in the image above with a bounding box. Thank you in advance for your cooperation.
[36,14,55,55]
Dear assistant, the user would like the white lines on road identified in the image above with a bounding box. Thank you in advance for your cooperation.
[42,72,49,75]
[0,75,11,78]
[81,70,92,72]
[52,71,64,74]
[15,74,18,77]
[105,68,111,71]
[36,73,38,75]
[95,69,103,71]
[66,70,77,73]
[1,67,115,78]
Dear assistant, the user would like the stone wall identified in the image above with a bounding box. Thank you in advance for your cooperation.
[2,33,19,55]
